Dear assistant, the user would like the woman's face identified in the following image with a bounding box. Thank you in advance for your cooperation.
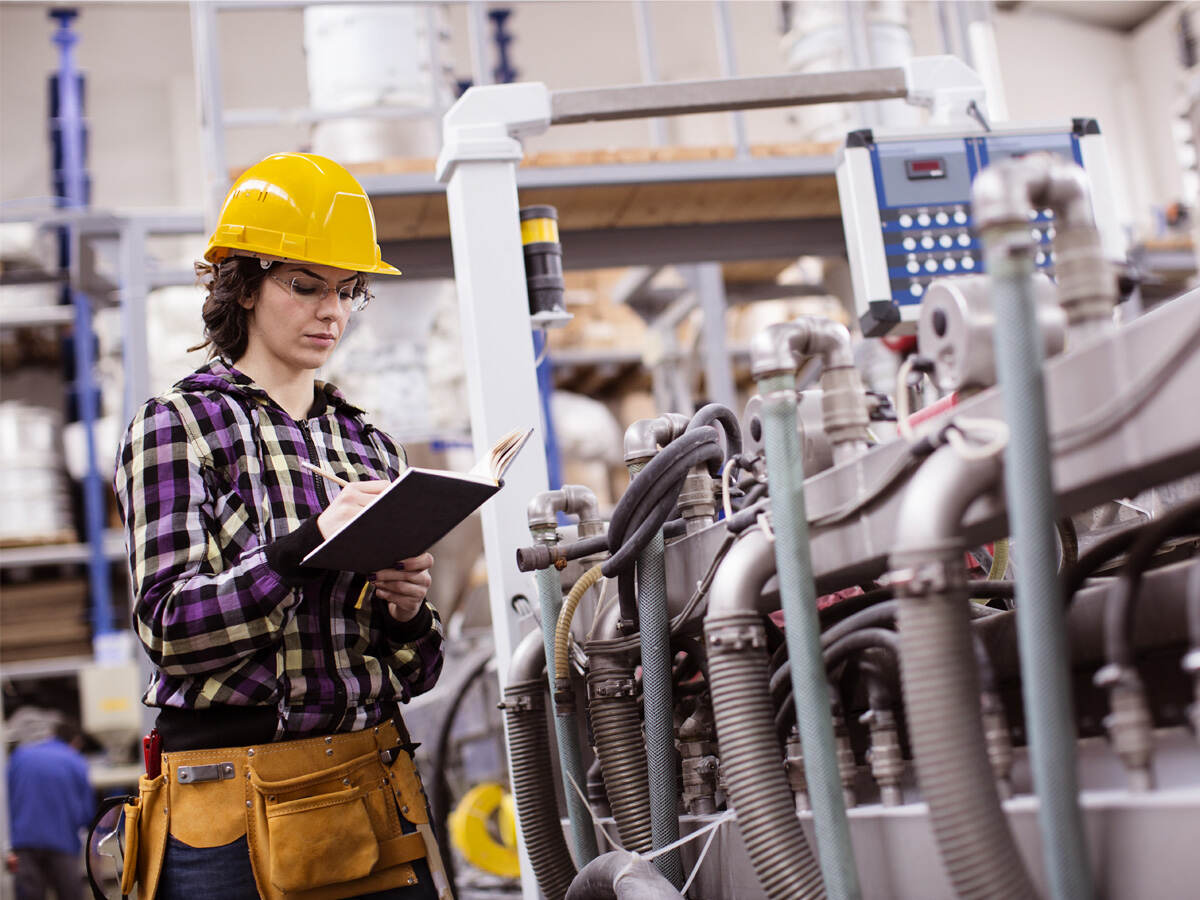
[239,262,359,376]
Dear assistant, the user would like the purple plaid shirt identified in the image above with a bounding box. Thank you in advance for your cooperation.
[114,359,444,739]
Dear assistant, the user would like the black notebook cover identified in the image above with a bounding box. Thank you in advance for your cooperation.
[301,468,501,574]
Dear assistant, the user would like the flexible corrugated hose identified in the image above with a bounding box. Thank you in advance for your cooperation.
[897,590,1037,899]
[705,610,826,899]
[587,659,653,854]
[504,673,578,899]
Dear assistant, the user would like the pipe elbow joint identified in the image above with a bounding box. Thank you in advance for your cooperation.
[803,317,856,370]
[623,414,688,465]
[750,321,805,381]
[527,489,567,532]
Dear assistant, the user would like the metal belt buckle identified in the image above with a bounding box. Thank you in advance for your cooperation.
[176,762,236,784]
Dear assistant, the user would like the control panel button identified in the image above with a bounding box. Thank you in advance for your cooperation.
[953,209,968,225]
[1036,250,1047,265]
[935,211,949,226]
[917,212,931,227]
[939,234,953,248]
[921,235,935,250]
[1031,228,1042,241]
[962,256,976,270]
[910,282,924,297]
[957,233,971,247]
[903,237,916,251]
[907,259,920,274]
[925,259,939,273]
[899,213,913,228]
[943,258,957,271]
[1047,226,1056,240]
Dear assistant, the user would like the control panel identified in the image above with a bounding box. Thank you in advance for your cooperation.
[836,120,1123,336]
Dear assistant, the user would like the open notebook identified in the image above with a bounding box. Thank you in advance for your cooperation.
[302,427,535,573]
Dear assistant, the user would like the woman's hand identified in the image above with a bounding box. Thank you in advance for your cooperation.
[316,480,390,539]
[373,553,434,623]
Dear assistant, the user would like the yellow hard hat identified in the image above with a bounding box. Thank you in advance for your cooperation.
[204,152,401,275]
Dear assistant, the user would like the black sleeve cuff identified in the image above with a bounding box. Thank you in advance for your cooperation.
[385,601,434,645]
[265,517,324,586]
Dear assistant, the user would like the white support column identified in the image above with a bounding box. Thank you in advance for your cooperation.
[437,83,552,900]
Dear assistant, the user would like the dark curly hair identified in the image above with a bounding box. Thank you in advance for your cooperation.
[189,257,369,361]
[188,256,272,361]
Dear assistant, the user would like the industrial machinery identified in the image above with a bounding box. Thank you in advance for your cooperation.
[435,60,1200,899]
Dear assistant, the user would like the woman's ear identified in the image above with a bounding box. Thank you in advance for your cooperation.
[238,289,257,311]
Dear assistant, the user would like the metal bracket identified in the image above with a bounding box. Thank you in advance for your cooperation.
[176,762,236,784]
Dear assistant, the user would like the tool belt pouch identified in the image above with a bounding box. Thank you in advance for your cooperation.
[124,774,168,898]
[250,747,422,894]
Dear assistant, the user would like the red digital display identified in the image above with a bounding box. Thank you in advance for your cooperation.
[905,157,946,180]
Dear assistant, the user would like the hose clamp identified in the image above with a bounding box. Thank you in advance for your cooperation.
[705,622,766,652]
[499,693,537,713]
[588,676,637,700]
[889,559,965,597]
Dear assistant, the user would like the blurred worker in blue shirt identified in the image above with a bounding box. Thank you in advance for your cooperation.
[6,716,95,900]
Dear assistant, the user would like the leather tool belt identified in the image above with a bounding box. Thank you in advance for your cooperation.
[120,719,450,899]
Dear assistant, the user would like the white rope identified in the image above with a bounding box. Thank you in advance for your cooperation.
[680,809,733,896]
[565,770,623,851]
[564,766,737,895]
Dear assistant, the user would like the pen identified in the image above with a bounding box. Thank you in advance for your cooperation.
[299,459,350,488]
[299,460,371,608]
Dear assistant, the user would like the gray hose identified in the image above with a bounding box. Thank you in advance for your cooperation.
[758,370,858,899]
[705,528,825,899]
[706,611,826,899]
[535,564,601,866]
[890,444,1037,900]
[504,629,577,900]
[986,221,1092,900]
[586,655,653,854]
[565,850,685,900]
[636,528,684,886]
[897,593,1035,900]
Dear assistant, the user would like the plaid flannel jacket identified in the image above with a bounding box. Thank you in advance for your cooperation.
[114,359,444,738]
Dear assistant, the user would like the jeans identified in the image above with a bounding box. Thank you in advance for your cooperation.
[156,835,440,900]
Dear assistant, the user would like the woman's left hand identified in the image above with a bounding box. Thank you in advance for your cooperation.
[372,553,433,623]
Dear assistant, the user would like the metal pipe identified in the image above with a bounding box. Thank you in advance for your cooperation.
[974,153,1116,335]
[973,156,1095,900]
[704,527,826,898]
[751,318,870,463]
[890,444,1037,900]
[565,849,685,900]
[751,320,861,899]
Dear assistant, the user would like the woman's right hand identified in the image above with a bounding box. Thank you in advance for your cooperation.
[316,480,390,538]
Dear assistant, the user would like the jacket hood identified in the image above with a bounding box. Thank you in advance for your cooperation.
[175,358,366,417]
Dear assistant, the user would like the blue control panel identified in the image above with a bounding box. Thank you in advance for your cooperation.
[869,131,1083,311]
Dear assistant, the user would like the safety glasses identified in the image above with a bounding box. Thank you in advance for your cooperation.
[270,272,372,312]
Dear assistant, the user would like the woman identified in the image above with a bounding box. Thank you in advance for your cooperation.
[114,153,449,899]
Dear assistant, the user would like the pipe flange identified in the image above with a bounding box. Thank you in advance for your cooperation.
[705,622,766,652]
